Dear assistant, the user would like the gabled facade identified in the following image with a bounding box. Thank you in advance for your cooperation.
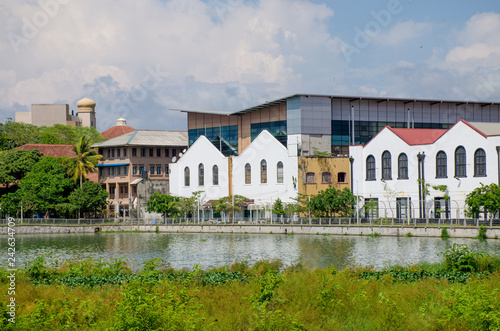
[169,135,229,201]
[349,120,500,220]
[232,130,297,204]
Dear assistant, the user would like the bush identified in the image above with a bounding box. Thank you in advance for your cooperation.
[405,232,413,237]
[441,227,450,238]
[440,244,486,273]
[474,225,487,240]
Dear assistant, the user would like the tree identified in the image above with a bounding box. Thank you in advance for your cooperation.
[0,120,42,150]
[272,198,285,216]
[177,191,204,221]
[13,157,78,218]
[39,124,77,145]
[64,136,102,188]
[212,195,248,221]
[146,192,181,219]
[68,181,108,217]
[465,183,500,220]
[0,149,42,189]
[309,186,357,217]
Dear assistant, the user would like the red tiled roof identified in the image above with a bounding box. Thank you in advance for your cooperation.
[16,144,76,157]
[101,125,136,139]
[387,127,448,145]
[15,144,99,183]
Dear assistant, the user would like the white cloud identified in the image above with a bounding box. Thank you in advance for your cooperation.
[445,12,500,73]
[373,20,433,46]
[0,0,340,130]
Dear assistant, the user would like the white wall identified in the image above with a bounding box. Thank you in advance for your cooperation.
[232,130,298,205]
[350,121,500,219]
[169,136,229,201]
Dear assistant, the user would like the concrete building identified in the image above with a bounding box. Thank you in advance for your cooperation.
[15,97,97,129]
[92,130,188,216]
[349,120,500,220]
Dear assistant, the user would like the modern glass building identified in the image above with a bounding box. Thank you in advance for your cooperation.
[181,94,500,156]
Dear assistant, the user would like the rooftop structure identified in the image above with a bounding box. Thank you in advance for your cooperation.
[101,118,136,139]
[15,97,97,129]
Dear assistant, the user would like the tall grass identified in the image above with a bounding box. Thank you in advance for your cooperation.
[1,247,499,330]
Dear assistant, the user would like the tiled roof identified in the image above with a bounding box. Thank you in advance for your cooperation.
[92,130,188,148]
[101,125,136,139]
[16,144,76,157]
[15,144,99,182]
[387,127,448,145]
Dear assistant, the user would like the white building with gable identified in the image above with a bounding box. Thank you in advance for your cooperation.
[349,120,500,220]
[169,130,299,218]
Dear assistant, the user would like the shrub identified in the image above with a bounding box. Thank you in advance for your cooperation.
[441,227,450,238]
[440,244,486,273]
[474,225,487,240]
[405,232,413,237]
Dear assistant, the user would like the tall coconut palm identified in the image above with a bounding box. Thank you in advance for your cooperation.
[65,136,102,188]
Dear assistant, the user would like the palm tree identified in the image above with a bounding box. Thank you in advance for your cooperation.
[65,136,102,188]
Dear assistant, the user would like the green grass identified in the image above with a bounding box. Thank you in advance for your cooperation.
[1,248,499,330]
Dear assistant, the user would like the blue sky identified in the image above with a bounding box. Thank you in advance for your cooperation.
[1,0,500,131]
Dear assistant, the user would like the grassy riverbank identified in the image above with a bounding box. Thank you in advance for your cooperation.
[2,244,500,330]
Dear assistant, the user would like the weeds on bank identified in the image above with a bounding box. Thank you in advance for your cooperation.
[1,245,500,330]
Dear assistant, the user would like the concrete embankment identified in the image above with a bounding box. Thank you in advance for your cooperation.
[1,224,499,239]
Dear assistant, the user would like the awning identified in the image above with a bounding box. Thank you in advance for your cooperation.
[96,163,130,167]
[131,178,143,185]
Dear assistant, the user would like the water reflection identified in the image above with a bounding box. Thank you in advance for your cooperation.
[3,233,500,271]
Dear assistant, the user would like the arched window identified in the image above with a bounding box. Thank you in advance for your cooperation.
[322,172,331,183]
[398,153,408,179]
[382,151,392,180]
[305,172,315,183]
[245,163,251,184]
[184,167,190,186]
[277,162,284,183]
[212,165,219,185]
[198,163,204,186]
[474,148,486,177]
[260,159,267,183]
[436,151,447,178]
[455,146,466,178]
[366,155,375,181]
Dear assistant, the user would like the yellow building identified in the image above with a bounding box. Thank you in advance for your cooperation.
[297,156,350,196]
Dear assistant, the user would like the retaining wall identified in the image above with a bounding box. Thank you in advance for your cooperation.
[1,224,499,239]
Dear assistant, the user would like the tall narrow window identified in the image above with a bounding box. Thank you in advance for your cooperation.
[132,148,137,157]
[132,165,137,175]
[305,172,315,183]
[276,162,284,183]
[455,146,466,178]
[150,165,155,175]
[245,163,251,184]
[382,151,392,180]
[198,163,204,186]
[213,165,219,185]
[474,148,486,177]
[436,151,447,178]
[260,159,267,183]
[156,165,161,175]
[322,172,331,183]
[398,153,408,179]
[366,155,375,181]
[184,167,190,186]
[337,172,346,183]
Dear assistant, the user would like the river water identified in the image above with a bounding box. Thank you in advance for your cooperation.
[3,232,500,271]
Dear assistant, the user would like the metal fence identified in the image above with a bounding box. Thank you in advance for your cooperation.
[1,216,498,227]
